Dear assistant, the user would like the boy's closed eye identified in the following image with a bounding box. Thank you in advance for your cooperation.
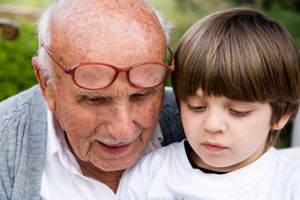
[187,104,206,112]
[187,104,252,117]
[229,108,252,117]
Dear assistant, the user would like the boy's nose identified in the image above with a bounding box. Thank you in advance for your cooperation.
[203,111,227,134]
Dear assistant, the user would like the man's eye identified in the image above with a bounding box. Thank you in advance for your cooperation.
[130,93,150,101]
[188,104,206,112]
[229,109,251,117]
[84,97,107,105]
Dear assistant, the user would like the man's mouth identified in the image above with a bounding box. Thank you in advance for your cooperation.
[98,141,132,154]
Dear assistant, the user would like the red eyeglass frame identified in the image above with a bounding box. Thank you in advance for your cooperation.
[41,42,175,90]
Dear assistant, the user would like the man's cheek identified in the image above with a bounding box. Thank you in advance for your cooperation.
[139,104,161,126]
[62,108,98,136]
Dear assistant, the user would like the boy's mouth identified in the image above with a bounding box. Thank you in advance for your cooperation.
[202,141,227,153]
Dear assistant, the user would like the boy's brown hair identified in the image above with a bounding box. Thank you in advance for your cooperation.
[172,8,300,147]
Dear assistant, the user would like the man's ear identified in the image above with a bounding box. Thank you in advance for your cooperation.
[271,114,291,130]
[32,56,56,112]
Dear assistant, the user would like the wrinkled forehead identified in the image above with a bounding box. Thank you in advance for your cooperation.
[48,0,167,65]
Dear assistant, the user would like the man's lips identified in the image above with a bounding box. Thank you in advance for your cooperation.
[202,142,227,152]
[98,141,132,154]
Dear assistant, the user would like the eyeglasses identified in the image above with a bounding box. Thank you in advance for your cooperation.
[41,42,175,90]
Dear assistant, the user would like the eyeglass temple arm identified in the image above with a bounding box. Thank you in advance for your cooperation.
[41,42,70,71]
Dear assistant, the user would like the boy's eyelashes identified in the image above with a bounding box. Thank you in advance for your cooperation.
[187,104,252,117]
[229,109,252,117]
[187,104,206,111]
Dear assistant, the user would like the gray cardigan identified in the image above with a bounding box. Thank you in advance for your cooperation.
[0,85,184,200]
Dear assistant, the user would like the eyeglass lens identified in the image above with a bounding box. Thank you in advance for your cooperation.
[129,64,168,87]
[75,65,115,89]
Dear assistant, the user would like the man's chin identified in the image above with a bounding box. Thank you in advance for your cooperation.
[92,153,140,172]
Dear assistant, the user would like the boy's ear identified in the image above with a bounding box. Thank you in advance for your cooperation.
[32,56,56,112]
[271,114,291,130]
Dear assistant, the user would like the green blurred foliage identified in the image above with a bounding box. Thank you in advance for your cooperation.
[229,0,300,11]
[149,0,231,50]
[225,0,300,47]
[266,4,300,48]
[0,0,52,7]
[0,19,38,101]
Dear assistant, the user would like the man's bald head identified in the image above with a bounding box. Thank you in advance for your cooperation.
[37,0,170,80]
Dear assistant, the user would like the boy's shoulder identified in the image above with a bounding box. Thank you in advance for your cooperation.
[279,146,300,160]
[268,148,300,197]
[275,148,300,173]
[269,147,300,189]
[119,141,186,198]
[123,141,185,180]
[138,141,185,169]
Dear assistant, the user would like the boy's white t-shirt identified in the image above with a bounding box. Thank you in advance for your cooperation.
[118,140,300,200]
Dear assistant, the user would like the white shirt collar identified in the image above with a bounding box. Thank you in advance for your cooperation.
[47,109,83,174]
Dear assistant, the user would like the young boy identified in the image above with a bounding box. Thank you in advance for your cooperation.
[118,8,300,199]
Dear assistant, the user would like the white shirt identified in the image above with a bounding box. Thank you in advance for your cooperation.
[40,110,163,200]
[119,140,300,200]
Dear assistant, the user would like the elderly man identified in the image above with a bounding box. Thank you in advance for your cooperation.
[0,0,184,199]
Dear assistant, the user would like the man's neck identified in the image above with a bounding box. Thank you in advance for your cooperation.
[77,158,124,193]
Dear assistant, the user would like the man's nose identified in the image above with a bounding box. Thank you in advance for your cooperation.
[108,105,139,140]
[203,110,227,134]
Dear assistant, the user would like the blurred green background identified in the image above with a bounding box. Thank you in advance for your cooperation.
[0,0,299,147]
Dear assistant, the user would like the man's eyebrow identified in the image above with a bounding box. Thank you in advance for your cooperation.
[77,91,106,98]
[77,85,162,97]
[136,85,162,94]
